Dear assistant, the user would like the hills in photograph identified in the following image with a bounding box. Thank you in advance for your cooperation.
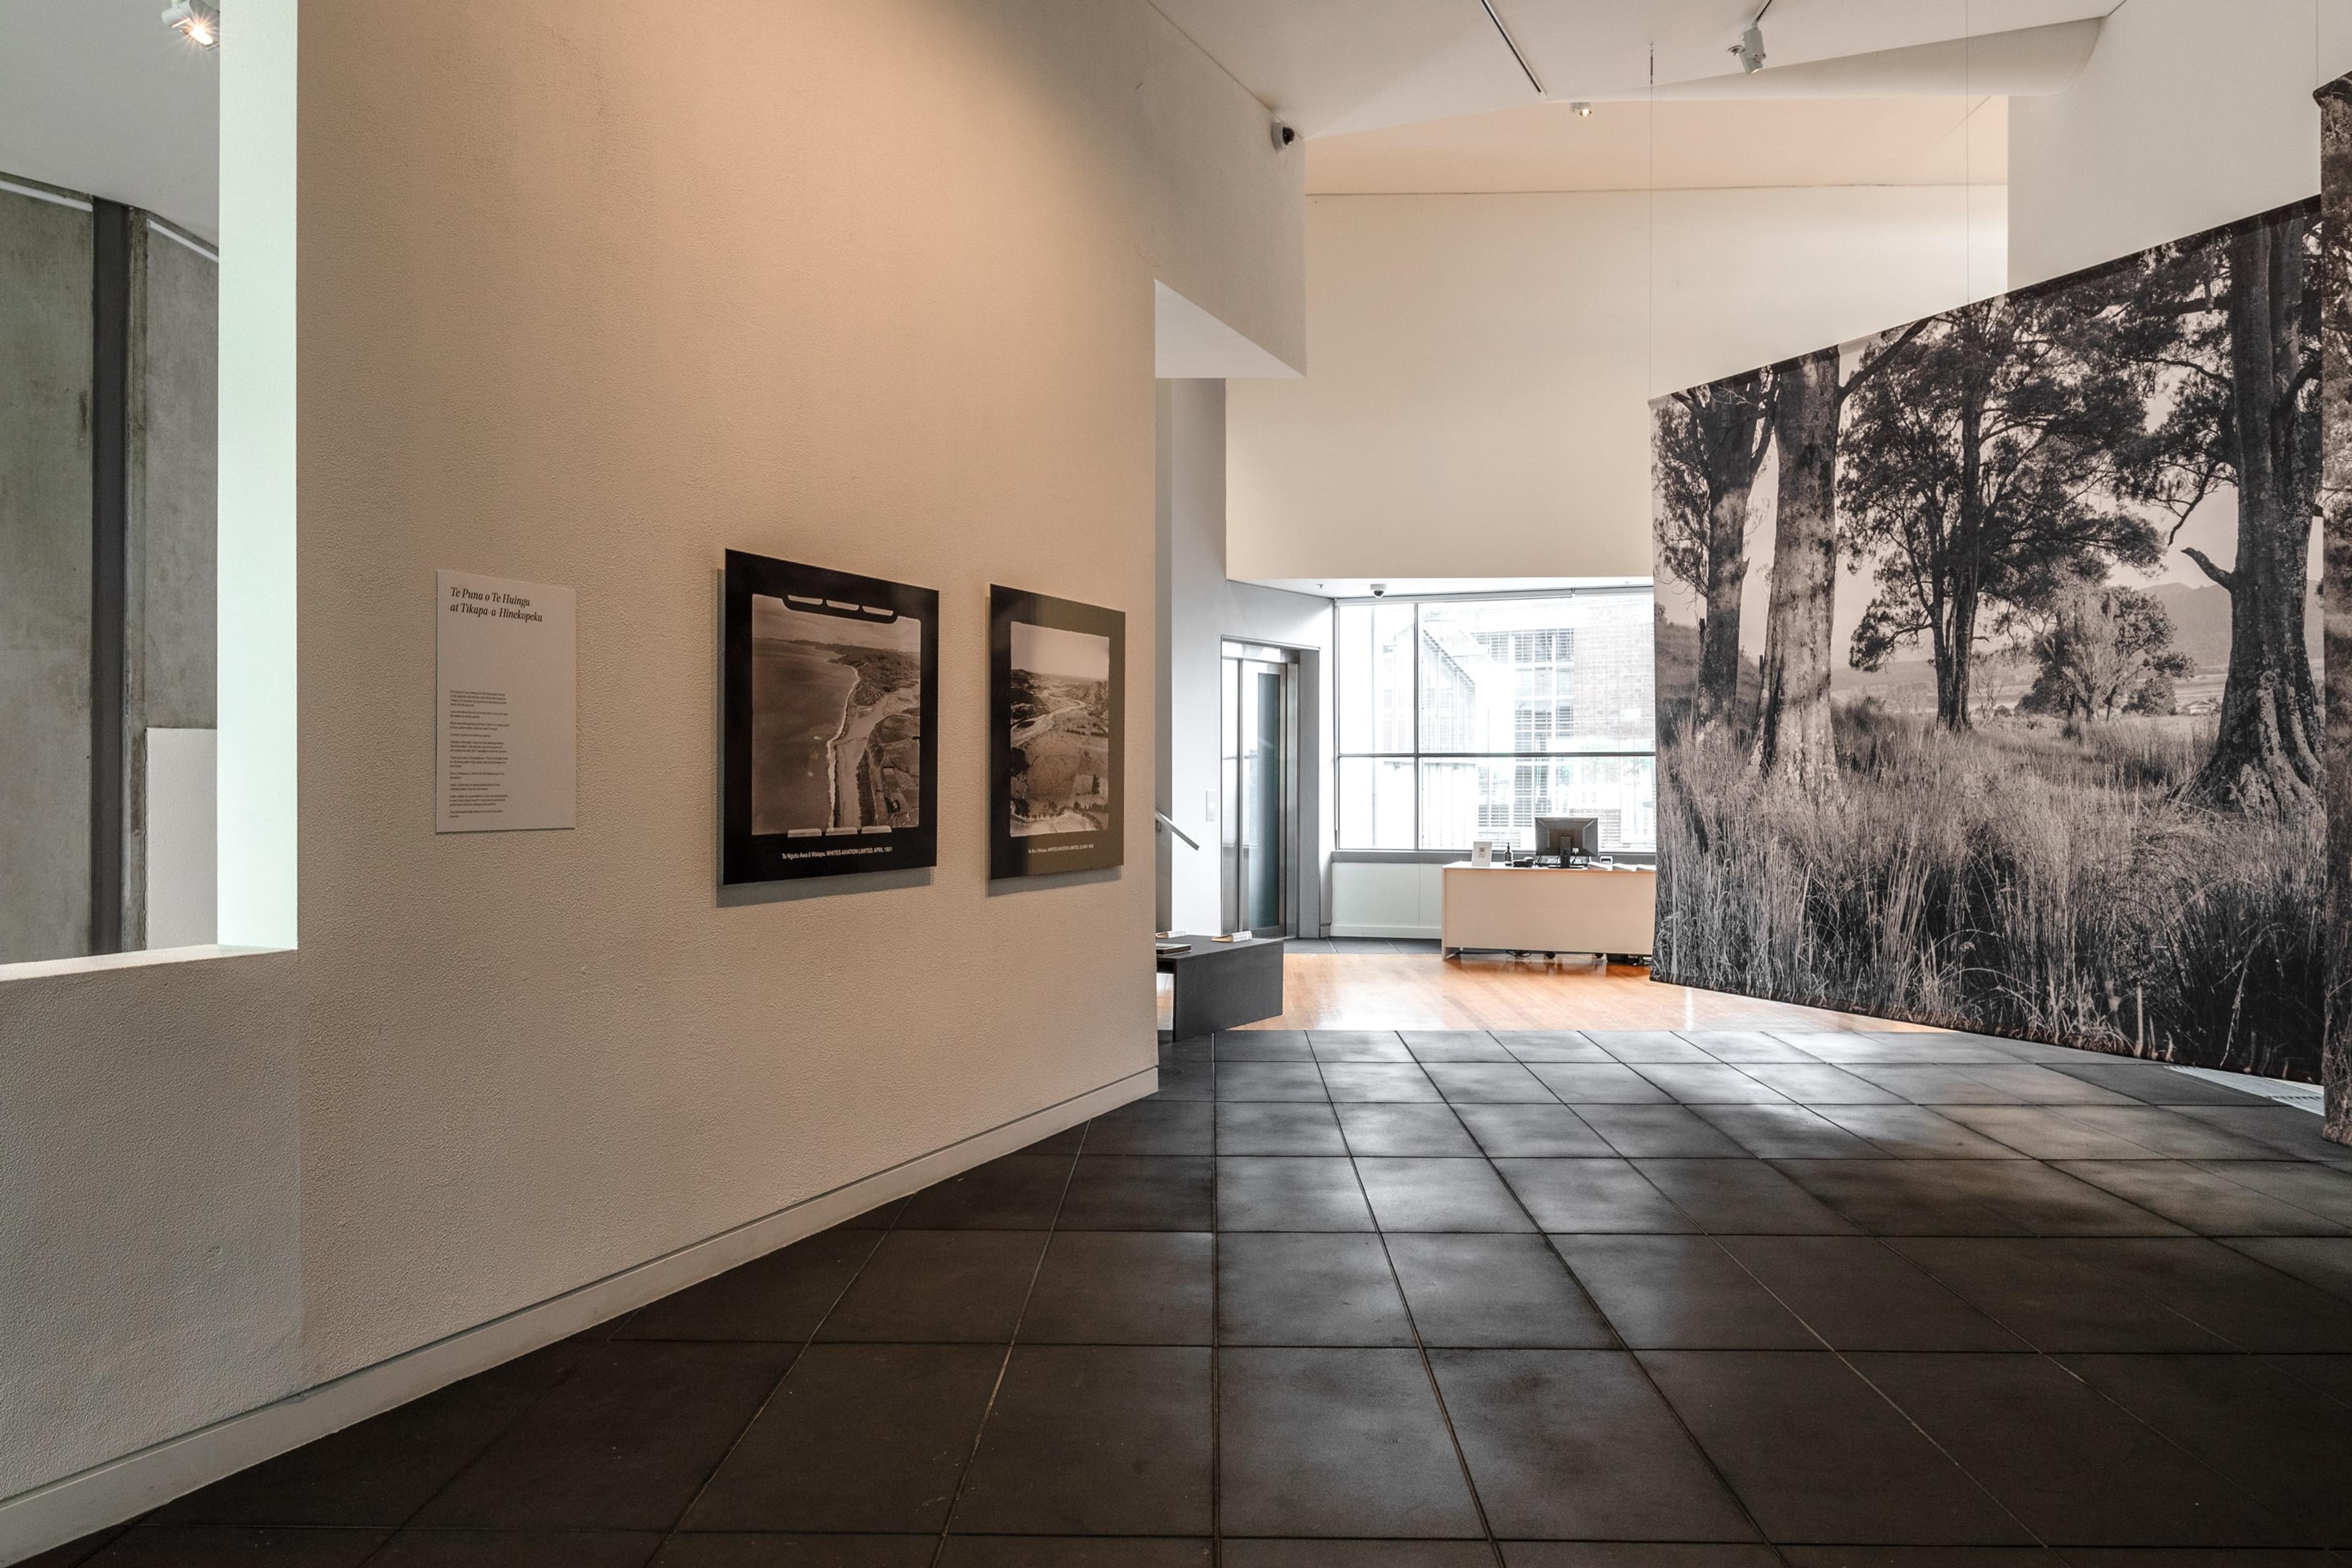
[1653,199,2324,1080]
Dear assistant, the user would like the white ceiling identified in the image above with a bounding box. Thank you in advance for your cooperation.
[1249,575,1648,599]
[1149,0,2117,137]
[0,0,219,241]
[1307,94,2007,195]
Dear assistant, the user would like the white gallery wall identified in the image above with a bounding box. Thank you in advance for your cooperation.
[1156,378,1331,938]
[2010,0,2352,288]
[0,0,1302,1555]
[1227,183,2005,584]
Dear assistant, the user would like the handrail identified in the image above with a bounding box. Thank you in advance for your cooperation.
[1153,811,1200,851]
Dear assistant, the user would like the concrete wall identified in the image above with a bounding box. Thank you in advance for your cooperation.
[2009,0,2352,288]
[1156,377,1330,938]
[0,0,1303,1555]
[0,184,94,966]
[133,224,219,735]
[1227,185,2005,584]
[125,221,221,950]
[0,950,303,1515]
[0,192,220,963]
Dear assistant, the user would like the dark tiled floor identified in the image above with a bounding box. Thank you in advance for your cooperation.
[55,1028,2352,1567]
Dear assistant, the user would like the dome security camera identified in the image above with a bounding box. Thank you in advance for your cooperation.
[1370,583,1389,597]
[1273,122,1298,150]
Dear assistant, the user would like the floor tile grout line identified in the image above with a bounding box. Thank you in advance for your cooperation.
[154,1025,2346,1562]
[30,1522,135,1568]
[546,1333,2341,1351]
[1208,1040,1223,1568]
[923,1117,1091,1568]
[342,1203,903,1562]
[2169,1150,2352,1228]
[1643,1043,2340,1555]
[1311,1030,1510,1568]
[1466,1085,1801,1568]
[1621,1150,2057,1554]
[647,1190,907,1562]
[341,1267,701,1566]
[2212,1232,2352,1306]
[2018,1350,2339,1552]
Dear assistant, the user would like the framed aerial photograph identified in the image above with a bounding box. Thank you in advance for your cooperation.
[722,550,938,885]
[989,586,1125,880]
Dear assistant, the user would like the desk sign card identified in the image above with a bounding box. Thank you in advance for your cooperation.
[435,570,576,834]
[722,550,939,885]
[989,586,1123,880]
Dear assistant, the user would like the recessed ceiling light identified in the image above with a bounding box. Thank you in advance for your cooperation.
[162,1,219,49]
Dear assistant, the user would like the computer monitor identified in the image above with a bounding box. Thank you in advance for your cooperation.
[1535,815,1602,862]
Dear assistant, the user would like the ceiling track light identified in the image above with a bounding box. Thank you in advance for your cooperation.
[1730,0,1771,74]
[1477,0,1545,96]
[162,1,220,48]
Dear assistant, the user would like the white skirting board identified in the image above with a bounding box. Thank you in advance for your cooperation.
[0,1067,1155,1566]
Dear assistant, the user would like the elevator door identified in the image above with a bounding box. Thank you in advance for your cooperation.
[1221,646,1297,937]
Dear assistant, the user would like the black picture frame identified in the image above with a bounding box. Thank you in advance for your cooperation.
[989,586,1125,880]
[722,550,939,885]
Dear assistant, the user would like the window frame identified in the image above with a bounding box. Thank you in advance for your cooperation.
[1332,586,1656,854]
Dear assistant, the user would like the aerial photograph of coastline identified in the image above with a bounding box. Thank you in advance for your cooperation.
[750,594,922,837]
[1007,621,1112,837]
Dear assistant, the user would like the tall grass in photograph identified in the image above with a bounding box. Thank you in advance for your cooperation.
[1652,198,2328,1084]
[1658,705,2324,1079]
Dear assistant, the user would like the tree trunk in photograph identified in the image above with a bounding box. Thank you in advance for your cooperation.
[2318,74,2352,1144]
[2184,216,2322,815]
[1750,347,1840,782]
[1937,319,1991,732]
[1696,487,1755,734]
[1937,577,1981,729]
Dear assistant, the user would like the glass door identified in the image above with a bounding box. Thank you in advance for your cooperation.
[1221,645,1297,936]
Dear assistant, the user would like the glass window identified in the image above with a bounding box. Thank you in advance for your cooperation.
[1335,589,1656,853]
[1334,601,1415,755]
[1336,756,1416,849]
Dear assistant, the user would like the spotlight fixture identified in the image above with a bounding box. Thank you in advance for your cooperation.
[1572,102,1594,117]
[1732,23,1765,73]
[1730,2,1770,74]
[162,0,219,48]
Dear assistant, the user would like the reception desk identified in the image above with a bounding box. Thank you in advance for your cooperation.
[1440,862,1657,960]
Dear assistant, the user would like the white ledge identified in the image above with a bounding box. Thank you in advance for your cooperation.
[0,944,291,986]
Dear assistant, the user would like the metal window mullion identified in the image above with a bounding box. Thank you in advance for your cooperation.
[1410,602,1422,851]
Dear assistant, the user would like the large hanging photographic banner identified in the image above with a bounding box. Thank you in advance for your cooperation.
[2321,71,2352,1140]
[721,551,938,885]
[1653,198,2324,1082]
[989,587,1124,879]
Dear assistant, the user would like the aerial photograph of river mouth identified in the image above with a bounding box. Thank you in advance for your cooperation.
[749,594,923,837]
[1007,620,1112,837]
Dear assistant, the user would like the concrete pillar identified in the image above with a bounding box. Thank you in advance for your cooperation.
[0,182,96,964]
[124,218,221,948]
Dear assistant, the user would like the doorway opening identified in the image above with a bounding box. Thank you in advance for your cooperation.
[1221,641,1298,936]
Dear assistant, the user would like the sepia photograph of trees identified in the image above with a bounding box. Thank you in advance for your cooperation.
[1653,198,2324,1080]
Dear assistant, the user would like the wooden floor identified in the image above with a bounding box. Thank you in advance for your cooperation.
[1159,951,1929,1035]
